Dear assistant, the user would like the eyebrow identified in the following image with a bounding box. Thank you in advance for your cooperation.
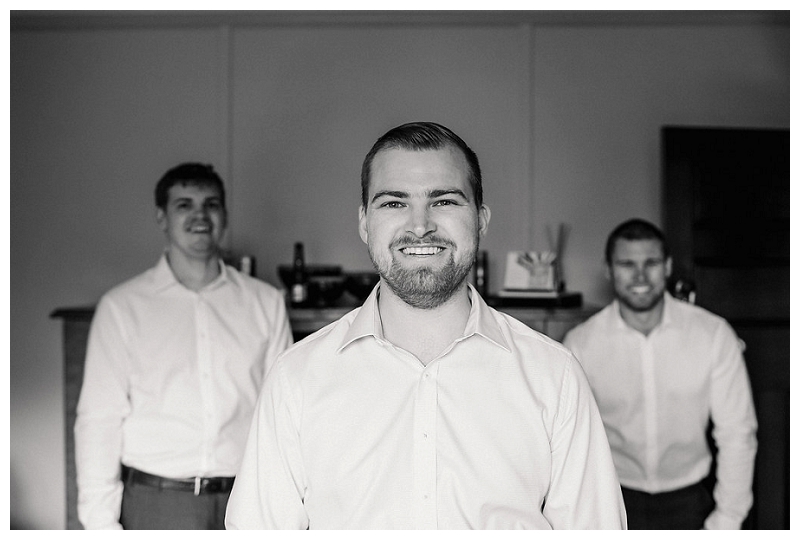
[430,188,469,200]
[371,190,408,203]
[613,256,664,264]
[370,188,470,204]
[170,195,222,204]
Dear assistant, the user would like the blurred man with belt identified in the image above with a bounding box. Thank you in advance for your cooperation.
[564,218,758,529]
[225,122,626,529]
[74,163,292,529]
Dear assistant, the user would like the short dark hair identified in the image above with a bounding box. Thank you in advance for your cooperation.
[360,122,483,209]
[605,218,670,264]
[155,163,226,210]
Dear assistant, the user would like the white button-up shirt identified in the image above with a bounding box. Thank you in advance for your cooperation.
[226,285,626,529]
[75,254,293,529]
[563,294,758,529]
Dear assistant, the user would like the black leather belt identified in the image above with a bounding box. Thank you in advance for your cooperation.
[122,465,235,496]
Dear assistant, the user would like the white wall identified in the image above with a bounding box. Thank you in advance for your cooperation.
[10,15,789,529]
[531,25,790,305]
[11,27,224,529]
[230,25,530,288]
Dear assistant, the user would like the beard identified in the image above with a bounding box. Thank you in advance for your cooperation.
[616,286,666,313]
[369,234,477,310]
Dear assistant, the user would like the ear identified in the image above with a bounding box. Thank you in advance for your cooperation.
[358,205,368,245]
[156,207,167,232]
[604,262,612,281]
[478,204,491,237]
[665,256,673,279]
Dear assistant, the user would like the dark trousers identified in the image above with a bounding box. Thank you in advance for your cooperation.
[120,477,231,529]
[622,480,715,530]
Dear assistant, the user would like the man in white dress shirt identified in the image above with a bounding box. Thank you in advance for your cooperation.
[74,163,292,529]
[225,122,626,529]
[564,218,758,529]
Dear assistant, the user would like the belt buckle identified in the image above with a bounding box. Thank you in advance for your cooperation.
[194,477,201,496]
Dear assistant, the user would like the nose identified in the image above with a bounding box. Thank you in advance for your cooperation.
[407,205,436,238]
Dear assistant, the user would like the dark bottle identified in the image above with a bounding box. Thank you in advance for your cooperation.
[474,250,488,297]
[291,242,309,306]
[240,255,255,277]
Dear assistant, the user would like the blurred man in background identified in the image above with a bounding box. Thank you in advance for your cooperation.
[564,218,757,529]
[75,163,292,529]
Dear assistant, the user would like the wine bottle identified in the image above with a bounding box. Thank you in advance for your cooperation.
[291,242,309,306]
[474,250,488,297]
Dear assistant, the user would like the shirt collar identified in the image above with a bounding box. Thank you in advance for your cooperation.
[152,251,229,293]
[463,284,511,351]
[661,292,676,327]
[610,292,676,331]
[337,282,510,353]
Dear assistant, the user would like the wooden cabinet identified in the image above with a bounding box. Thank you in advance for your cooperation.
[50,308,94,531]
[51,302,595,529]
[290,303,597,343]
[662,126,789,529]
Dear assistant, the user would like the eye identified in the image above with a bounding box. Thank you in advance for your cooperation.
[380,201,405,209]
[432,199,457,207]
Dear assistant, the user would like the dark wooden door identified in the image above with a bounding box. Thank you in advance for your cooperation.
[662,126,789,529]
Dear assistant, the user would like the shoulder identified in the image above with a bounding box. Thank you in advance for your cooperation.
[667,295,730,330]
[670,295,723,323]
[489,309,593,406]
[226,265,285,303]
[562,303,615,346]
[666,296,737,343]
[491,308,580,371]
[98,265,158,306]
[274,307,361,366]
[500,310,572,351]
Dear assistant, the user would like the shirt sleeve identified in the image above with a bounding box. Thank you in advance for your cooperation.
[73,296,129,530]
[263,293,293,376]
[543,355,627,529]
[704,323,758,530]
[561,330,582,363]
[225,359,309,529]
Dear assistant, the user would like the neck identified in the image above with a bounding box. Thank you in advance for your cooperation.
[165,248,221,291]
[378,281,472,365]
[617,296,665,336]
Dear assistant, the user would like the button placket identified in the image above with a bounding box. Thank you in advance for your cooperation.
[195,295,213,471]
[413,364,438,527]
[640,336,659,488]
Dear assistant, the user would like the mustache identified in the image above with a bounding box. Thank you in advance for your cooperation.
[390,234,456,249]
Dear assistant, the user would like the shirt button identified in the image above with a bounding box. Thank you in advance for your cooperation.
[423,432,428,439]
[424,373,431,379]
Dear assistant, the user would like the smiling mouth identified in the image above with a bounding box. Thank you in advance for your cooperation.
[400,245,444,256]
[188,222,211,233]
[629,285,651,294]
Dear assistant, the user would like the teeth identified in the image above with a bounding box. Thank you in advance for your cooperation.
[630,286,650,294]
[402,246,443,255]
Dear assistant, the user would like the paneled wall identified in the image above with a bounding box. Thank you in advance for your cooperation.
[10,12,789,528]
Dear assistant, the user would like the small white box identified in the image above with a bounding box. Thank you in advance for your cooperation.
[503,251,557,291]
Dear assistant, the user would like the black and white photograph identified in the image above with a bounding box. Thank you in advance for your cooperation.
[8,7,790,531]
